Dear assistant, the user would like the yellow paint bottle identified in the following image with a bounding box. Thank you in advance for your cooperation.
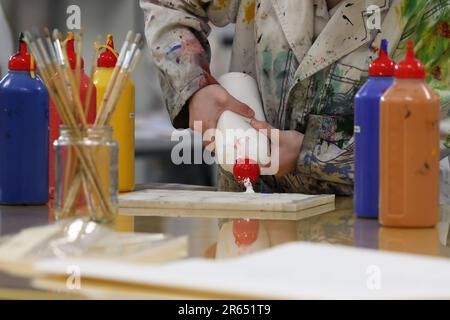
[94,35,135,192]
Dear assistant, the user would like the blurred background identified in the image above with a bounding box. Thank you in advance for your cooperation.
[0,0,235,187]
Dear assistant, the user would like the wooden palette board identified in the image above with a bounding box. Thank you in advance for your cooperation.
[119,189,335,221]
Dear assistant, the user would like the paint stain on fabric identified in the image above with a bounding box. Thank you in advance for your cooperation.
[181,38,204,55]
[167,44,182,55]
[411,10,450,87]
[242,0,256,24]
[273,51,289,99]
[212,0,230,10]
[261,48,273,94]
[342,14,353,25]
[436,21,450,38]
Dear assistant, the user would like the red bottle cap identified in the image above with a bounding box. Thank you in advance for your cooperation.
[394,40,426,79]
[369,39,395,77]
[65,32,84,70]
[8,32,36,71]
[97,34,118,68]
[233,158,261,184]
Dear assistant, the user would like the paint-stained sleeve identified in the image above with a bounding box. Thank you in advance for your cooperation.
[140,0,240,128]
[295,115,354,189]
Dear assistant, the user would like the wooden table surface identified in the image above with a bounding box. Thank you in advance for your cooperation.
[0,184,449,299]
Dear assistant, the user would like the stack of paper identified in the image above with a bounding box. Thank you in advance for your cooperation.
[33,242,450,299]
[0,220,188,277]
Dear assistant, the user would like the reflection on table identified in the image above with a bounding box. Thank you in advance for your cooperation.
[0,188,449,299]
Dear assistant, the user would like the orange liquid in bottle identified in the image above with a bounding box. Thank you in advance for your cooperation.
[379,41,440,227]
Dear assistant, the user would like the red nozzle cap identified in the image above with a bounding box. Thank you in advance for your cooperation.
[233,158,260,184]
[394,40,426,79]
[97,34,118,68]
[66,32,84,70]
[8,32,36,71]
[369,39,395,77]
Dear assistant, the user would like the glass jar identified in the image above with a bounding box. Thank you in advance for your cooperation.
[54,125,118,223]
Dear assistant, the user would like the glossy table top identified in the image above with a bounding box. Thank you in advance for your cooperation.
[0,185,449,299]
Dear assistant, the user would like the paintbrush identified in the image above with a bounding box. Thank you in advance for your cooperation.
[96,32,142,126]
[58,31,87,126]
[95,30,132,125]
[75,29,83,91]
[53,30,113,216]
[84,35,101,118]
[25,29,113,218]
[28,29,142,221]
[26,30,86,215]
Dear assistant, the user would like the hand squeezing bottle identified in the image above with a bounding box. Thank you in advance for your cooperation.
[216,72,270,189]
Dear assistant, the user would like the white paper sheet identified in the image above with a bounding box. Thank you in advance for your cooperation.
[34,242,450,299]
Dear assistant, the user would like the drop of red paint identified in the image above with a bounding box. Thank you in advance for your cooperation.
[233,158,260,184]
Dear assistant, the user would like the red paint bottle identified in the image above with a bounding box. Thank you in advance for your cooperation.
[49,32,96,198]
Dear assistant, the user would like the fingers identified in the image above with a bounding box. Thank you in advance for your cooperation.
[226,95,255,118]
[204,140,216,153]
[250,119,274,140]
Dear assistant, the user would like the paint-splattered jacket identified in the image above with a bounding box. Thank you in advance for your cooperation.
[141,0,450,194]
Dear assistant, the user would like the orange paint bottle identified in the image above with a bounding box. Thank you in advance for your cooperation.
[379,41,440,227]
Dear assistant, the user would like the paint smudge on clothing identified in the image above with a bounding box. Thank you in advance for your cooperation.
[242,0,256,24]
[167,44,182,55]
[181,38,204,55]
[213,0,230,10]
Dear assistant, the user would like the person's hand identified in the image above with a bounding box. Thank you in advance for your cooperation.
[250,119,304,177]
[188,84,255,134]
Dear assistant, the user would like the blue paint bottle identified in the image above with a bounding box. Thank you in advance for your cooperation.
[0,33,49,205]
[354,39,395,218]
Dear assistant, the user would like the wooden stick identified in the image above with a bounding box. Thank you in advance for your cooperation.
[96,34,142,126]
[75,30,83,91]
[95,31,132,125]
[84,35,101,118]
[38,32,77,197]
[103,49,142,125]
[58,32,87,127]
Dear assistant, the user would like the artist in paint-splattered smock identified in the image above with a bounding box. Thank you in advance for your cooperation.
[140,0,450,195]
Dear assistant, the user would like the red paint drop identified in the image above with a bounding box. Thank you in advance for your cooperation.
[233,158,260,184]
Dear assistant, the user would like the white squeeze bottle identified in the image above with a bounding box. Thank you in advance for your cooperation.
[216,73,271,175]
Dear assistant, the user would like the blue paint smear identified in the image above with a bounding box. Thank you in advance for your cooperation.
[167,44,182,55]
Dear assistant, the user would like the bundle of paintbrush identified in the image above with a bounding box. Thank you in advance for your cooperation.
[23,29,143,222]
